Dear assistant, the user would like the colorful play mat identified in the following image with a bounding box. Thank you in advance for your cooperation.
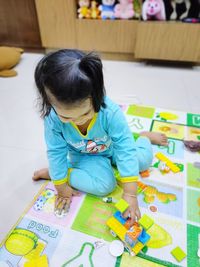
[0,104,200,267]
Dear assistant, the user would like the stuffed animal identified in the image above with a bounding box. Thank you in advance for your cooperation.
[78,0,91,19]
[99,0,116,19]
[90,0,101,18]
[142,0,166,20]
[114,0,134,19]
[170,0,191,20]
[0,46,24,77]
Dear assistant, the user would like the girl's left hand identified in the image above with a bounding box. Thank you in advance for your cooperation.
[122,194,141,226]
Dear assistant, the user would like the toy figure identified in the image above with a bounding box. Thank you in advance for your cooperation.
[78,0,91,19]
[170,0,191,20]
[99,0,116,19]
[90,0,101,19]
[142,0,166,20]
[114,0,135,19]
[0,46,23,77]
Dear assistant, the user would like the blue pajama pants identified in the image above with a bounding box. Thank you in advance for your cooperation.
[68,137,153,196]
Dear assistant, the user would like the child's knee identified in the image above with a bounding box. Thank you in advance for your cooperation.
[95,178,116,197]
[138,149,153,171]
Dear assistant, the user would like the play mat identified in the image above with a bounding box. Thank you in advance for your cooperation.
[0,104,200,267]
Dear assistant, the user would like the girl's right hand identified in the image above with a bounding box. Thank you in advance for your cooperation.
[54,183,80,215]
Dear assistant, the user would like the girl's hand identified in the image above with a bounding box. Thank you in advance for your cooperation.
[122,193,141,226]
[55,184,80,215]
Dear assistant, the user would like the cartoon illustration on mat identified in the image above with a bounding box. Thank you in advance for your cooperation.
[62,242,95,267]
[4,228,47,266]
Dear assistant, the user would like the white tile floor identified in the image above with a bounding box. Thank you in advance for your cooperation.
[0,52,200,243]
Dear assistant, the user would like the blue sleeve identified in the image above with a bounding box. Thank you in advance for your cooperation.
[107,107,139,183]
[44,111,69,185]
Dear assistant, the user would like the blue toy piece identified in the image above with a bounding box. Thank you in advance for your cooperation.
[113,211,127,225]
[138,229,151,244]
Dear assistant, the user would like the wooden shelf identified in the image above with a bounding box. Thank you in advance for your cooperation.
[35,0,200,62]
[135,21,200,62]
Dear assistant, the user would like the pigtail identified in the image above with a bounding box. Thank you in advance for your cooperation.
[79,52,106,112]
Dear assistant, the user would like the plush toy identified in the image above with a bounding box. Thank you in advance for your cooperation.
[114,0,134,19]
[78,0,91,19]
[170,0,191,20]
[142,0,166,20]
[90,0,101,18]
[0,46,24,77]
[99,0,116,19]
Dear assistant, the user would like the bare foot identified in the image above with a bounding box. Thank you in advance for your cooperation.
[32,168,50,181]
[140,131,168,146]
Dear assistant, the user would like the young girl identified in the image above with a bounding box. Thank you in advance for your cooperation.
[33,49,168,223]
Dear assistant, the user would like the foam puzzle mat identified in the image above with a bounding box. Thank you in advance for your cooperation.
[1,104,200,267]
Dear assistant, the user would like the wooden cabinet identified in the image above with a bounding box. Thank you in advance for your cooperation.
[0,0,42,50]
[35,0,200,62]
[135,22,200,62]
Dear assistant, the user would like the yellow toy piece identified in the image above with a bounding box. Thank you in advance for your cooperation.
[115,198,129,213]
[138,214,154,230]
[132,241,144,254]
[107,217,127,240]
[155,152,180,173]
[24,255,49,267]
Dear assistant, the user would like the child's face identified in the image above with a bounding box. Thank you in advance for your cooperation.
[52,98,95,125]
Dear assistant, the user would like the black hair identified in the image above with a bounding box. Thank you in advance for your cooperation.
[34,49,106,117]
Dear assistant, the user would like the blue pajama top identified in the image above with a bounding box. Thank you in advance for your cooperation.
[44,97,139,185]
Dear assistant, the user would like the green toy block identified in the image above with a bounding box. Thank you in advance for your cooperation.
[138,214,154,230]
[115,199,129,213]
[171,246,186,262]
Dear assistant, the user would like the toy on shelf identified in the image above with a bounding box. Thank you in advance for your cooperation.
[90,1,101,19]
[99,0,116,19]
[114,0,134,19]
[106,199,153,256]
[170,0,191,20]
[78,0,91,19]
[155,152,180,173]
[142,0,166,21]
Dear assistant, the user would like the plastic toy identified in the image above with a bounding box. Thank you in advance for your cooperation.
[90,1,101,19]
[170,0,191,20]
[114,0,134,19]
[0,46,23,77]
[142,0,166,21]
[158,161,170,174]
[99,0,116,20]
[78,0,91,19]
[155,152,180,173]
[170,246,186,262]
[106,199,153,256]
[140,169,150,178]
